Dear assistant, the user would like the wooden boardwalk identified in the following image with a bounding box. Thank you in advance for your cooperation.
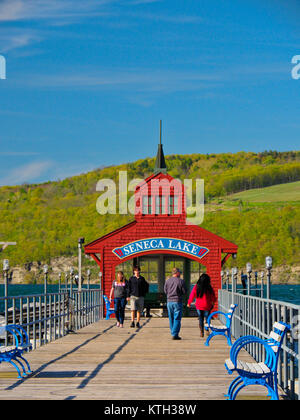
[0,318,275,400]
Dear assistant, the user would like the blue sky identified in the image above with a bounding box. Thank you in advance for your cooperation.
[0,0,299,186]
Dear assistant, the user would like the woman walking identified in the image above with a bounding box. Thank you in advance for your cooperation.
[187,274,216,337]
[109,271,128,328]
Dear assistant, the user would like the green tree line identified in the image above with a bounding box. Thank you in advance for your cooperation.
[0,150,299,270]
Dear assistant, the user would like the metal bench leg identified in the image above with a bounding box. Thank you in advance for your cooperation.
[8,360,24,379]
[12,357,28,377]
[231,382,247,400]
[225,376,242,398]
[226,331,232,346]
[273,376,279,400]
[263,383,278,400]
[17,355,32,374]
[204,332,215,347]
[228,377,244,400]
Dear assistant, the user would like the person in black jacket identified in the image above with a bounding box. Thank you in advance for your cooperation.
[127,266,149,328]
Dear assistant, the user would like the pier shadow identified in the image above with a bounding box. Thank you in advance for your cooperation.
[76,318,151,391]
[35,371,88,378]
[5,323,116,391]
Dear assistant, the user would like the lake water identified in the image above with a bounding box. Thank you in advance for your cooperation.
[0,283,299,305]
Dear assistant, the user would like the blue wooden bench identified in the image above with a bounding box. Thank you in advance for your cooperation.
[205,304,238,347]
[0,325,32,378]
[224,321,290,400]
[103,295,115,320]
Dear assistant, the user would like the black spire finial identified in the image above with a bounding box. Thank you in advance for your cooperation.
[154,120,167,174]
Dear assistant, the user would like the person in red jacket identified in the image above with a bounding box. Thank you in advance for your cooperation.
[187,273,216,338]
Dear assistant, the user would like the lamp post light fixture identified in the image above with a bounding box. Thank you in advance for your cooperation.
[232,267,238,295]
[266,256,272,270]
[246,263,252,296]
[70,267,74,294]
[3,259,9,272]
[87,269,91,290]
[265,256,272,300]
[43,264,49,295]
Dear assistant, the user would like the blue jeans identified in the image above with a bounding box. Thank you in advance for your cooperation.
[167,301,183,337]
[115,297,126,324]
[196,310,210,330]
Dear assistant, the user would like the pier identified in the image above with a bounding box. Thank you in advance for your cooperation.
[0,288,299,400]
[0,317,280,400]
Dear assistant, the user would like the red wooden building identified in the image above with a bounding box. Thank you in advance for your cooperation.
[85,138,238,309]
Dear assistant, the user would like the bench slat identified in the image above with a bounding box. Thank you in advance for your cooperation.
[273,322,285,332]
[269,331,281,343]
[225,359,270,374]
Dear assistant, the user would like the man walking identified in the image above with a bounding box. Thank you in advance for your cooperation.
[164,267,187,340]
[127,266,149,328]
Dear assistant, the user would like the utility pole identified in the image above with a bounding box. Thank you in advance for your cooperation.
[78,238,85,292]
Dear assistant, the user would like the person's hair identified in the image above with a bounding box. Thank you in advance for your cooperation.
[196,273,213,298]
[116,271,125,283]
[133,266,141,272]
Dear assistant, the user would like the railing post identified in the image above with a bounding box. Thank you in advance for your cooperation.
[4,271,8,346]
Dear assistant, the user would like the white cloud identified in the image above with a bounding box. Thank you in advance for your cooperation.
[19,68,219,92]
[0,31,40,52]
[0,0,117,22]
[0,160,54,186]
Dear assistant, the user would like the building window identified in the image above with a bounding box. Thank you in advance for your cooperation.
[174,196,179,214]
[168,195,179,215]
[142,196,152,215]
[139,258,159,283]
[190,262,207,284]
[155,196,166,215]
[142,196,148,214]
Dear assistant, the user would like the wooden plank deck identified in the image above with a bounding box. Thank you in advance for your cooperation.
[0,318,276,400]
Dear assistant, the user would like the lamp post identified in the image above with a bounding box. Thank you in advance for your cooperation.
[226,269,230,291]
[246,263,252,296]
[78,238,85,292]
[232,267,238,292]
[265,256,272,300]
[43,264,48,295]
[254,271,258,296]
[231,267,238,305]
[58,272,61,293]
[70,267,74,295]
[260,271,264,298]
[87,269,91,290]
[3,259,9,345]
[74,275,79,288]
[65,272,68,292]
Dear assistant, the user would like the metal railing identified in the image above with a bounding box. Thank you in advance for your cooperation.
[0,289,103,350]
[219,289,300,400]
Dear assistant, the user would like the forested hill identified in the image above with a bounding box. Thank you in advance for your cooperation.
[0,150,300,271]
